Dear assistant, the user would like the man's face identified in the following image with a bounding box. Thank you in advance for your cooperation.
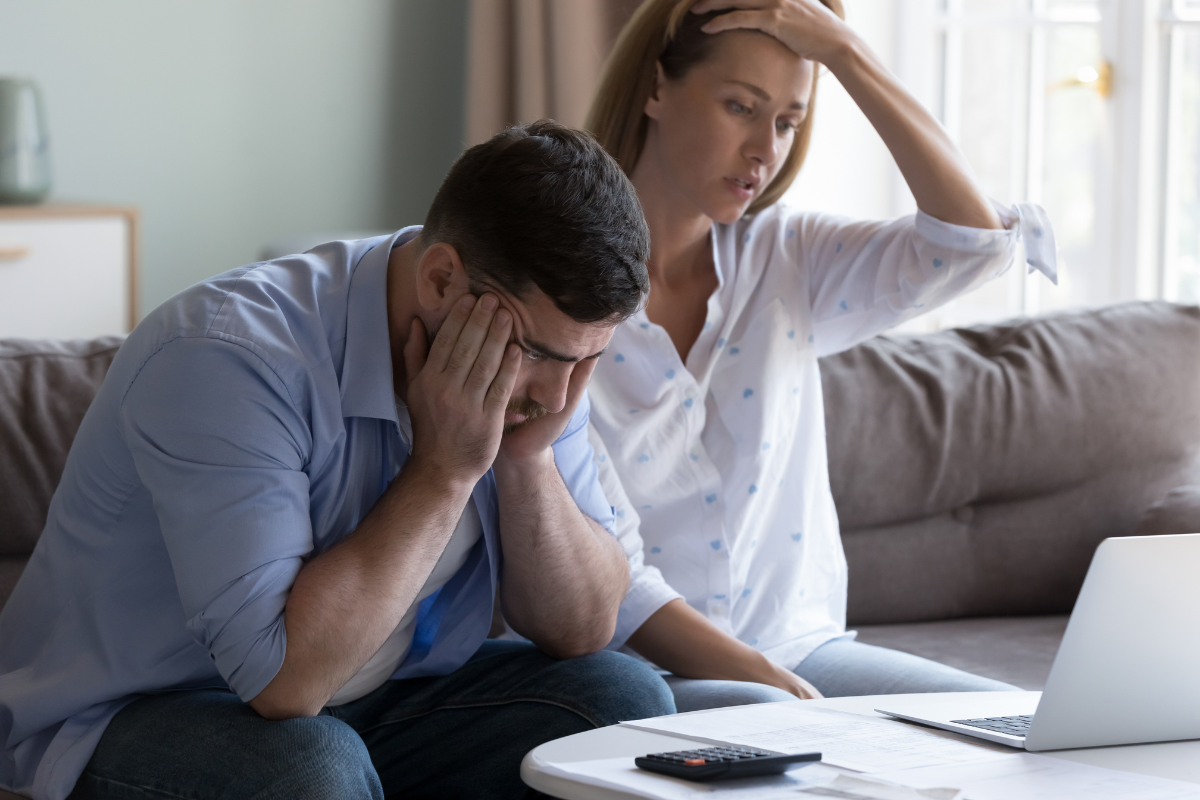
[470,283,615,433]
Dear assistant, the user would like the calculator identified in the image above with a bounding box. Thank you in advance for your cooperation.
[634,745,821,782]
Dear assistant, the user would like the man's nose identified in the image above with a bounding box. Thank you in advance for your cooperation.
[527,364,572,414]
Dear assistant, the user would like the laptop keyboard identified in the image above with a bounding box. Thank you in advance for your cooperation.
[950,714,1034,737]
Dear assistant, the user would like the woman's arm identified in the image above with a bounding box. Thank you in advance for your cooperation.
[694,0,1002,230]
[628,599,823,699]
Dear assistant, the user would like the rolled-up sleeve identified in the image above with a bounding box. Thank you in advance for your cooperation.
[120,336,313,702]
[586,423,682,650]
[800,200,1057,357]
[551,393,617,534]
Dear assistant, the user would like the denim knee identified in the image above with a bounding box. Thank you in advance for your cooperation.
[263,715,383,800]
[559,650,676,726]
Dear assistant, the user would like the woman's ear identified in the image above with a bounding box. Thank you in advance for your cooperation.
[414,242,471,316]
[643,62,669,120]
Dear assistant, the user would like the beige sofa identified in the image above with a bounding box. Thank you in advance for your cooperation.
[2,302,1199,798]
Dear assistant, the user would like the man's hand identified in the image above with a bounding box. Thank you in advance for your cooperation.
[403,293,521,487]
[497,358,597,467]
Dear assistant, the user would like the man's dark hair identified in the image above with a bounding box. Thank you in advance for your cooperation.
[422,120,650,324]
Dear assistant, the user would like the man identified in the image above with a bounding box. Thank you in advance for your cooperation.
[0,121,675,800]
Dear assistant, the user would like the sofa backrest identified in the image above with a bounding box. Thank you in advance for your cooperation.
[0,337,122,608]
[3,303,1200,626]
[823,301,1200,625]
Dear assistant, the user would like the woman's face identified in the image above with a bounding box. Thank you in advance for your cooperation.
[642,30,814,225]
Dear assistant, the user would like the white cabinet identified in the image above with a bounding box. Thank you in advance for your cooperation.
[0,205,137,339]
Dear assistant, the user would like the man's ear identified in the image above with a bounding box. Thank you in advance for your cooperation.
[644,62,668,120]
[414,242,472,316]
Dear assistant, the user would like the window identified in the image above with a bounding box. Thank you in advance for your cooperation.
[787,0,1200,331]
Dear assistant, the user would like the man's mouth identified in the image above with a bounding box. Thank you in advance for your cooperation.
[503,397,547,433]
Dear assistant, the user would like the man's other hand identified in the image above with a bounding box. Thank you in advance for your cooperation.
[497,357,596,467]
[403,293,520,487]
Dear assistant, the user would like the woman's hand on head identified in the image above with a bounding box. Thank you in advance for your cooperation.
[692,0,853,66]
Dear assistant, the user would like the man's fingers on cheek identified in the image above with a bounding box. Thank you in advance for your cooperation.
[486,344,521,411]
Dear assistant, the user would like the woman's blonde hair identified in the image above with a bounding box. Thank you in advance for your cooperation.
[585,0,845,215]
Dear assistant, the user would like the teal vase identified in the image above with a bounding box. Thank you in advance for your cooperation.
[0,78,52,204]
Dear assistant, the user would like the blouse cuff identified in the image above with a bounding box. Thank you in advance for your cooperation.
[608,568,683,650]
[1012,202,1059,285]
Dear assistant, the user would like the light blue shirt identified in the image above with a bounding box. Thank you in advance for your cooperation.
[0,227,615,800]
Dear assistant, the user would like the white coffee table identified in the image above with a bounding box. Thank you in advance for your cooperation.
[521,694,1200,799]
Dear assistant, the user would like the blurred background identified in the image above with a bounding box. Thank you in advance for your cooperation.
[0,0,1196,332]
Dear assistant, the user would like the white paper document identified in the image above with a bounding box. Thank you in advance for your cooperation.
[873,753,1200,800]
[620,704,1010,774]
[536,758,963,800]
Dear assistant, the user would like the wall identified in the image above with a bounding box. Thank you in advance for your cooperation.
[0,0,467,317]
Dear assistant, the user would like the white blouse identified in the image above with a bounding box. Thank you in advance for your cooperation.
[592,201,1056,669]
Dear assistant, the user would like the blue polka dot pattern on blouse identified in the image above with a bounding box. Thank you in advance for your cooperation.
[743,388,754,398]
[808,334,814,343]
[705,493,717,503]
[614,354,625,362]
[684,398,694,408]
[615,508,625,517]
[650,546,662,554]
[787,330,795,339]
[749,484,758,494]
[836,242,843,253]
[598,454,606,462]
[933,258,944,268]
[742,588,752,598]
[665,369,675,379]
[787,229,795,239]
[730,347,740,354]
[710,540,721,550]
[839,300,848,311]
[638,453,650,463]
[640,322,650,328]
[762,442,770,450]
[791,532,802,541]
[717,338,727,348]
[744,233,751,243]
[715,593,726,599]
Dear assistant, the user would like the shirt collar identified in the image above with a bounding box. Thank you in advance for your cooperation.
[340,225,423,421]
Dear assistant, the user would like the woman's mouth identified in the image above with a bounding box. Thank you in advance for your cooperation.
[725,177,757,201]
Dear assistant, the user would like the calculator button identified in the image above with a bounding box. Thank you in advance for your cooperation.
[684,758,706,765]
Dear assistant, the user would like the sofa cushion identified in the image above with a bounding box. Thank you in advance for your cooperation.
[822,302,1200,624]
[1136,485,1200,537]
[855,615,1069,691]
[0,337,122,557]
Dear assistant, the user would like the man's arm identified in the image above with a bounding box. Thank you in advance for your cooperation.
[252,294,520,719]
[492,361,630,659]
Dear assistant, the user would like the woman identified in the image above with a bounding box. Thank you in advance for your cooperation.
[584,0,1056,710]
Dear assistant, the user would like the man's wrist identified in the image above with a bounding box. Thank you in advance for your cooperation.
[399,452,480,500]
[493,446,555,488]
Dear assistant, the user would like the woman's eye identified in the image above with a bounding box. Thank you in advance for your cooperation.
[728,101,751,115]
[777,119,798,134]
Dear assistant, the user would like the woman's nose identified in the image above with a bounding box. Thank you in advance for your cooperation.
[745,121,781,167]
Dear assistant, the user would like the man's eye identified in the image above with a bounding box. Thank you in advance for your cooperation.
[524,349,544,362]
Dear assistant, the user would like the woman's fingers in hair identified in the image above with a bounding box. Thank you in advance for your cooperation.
[692,0,772,13]
[426,293,476,373]
[465,307,513,402]
[485,344,522,417]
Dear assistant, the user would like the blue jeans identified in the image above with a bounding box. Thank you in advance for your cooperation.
[665,638,1018,712]
[68,641,676,800]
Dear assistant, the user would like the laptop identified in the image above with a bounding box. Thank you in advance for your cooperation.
[874,533,1200,751]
